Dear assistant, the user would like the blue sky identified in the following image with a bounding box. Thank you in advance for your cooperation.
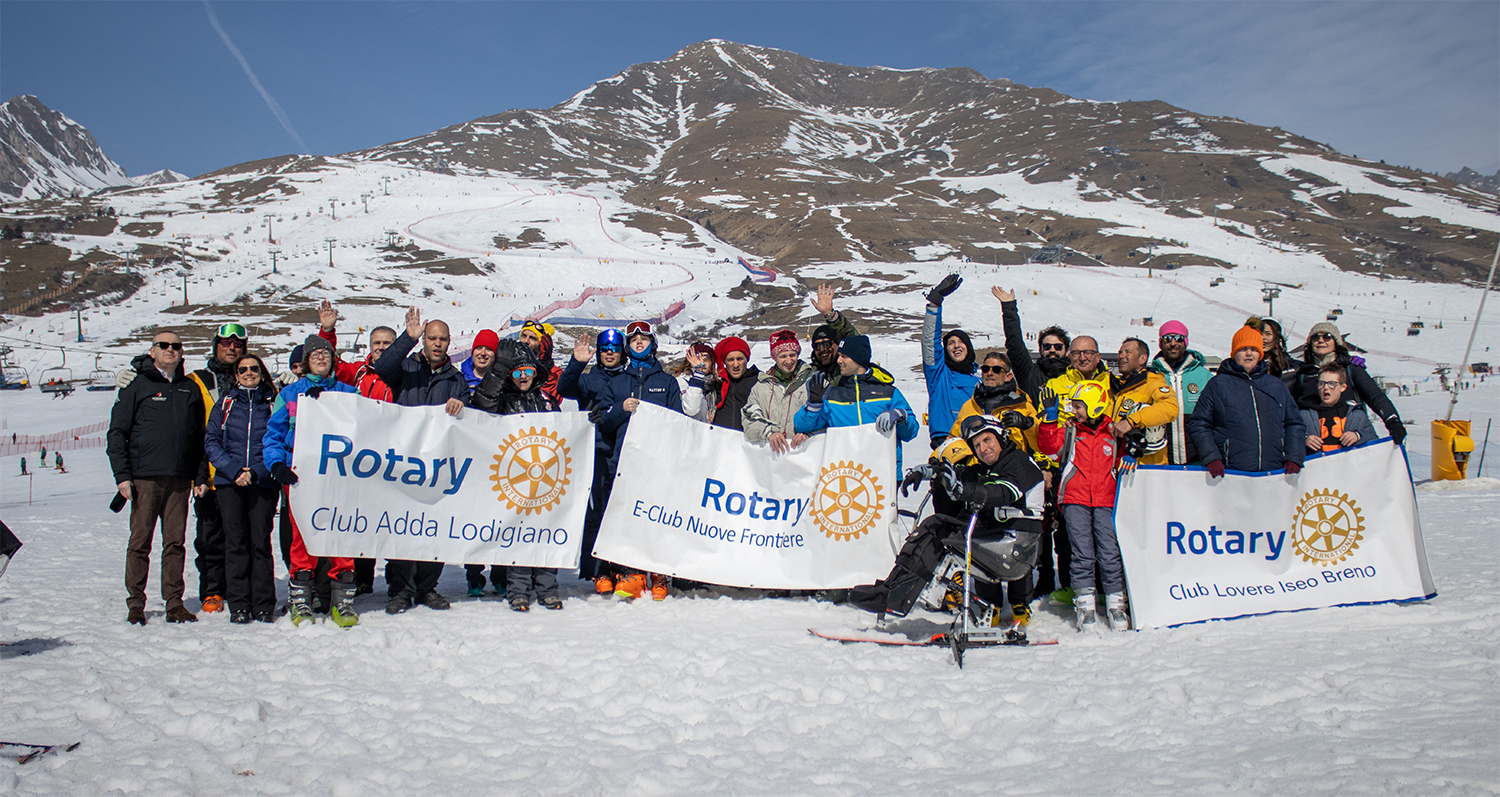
[3,1,1495,179]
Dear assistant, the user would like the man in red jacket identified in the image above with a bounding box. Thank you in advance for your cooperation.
[317,299,395,401]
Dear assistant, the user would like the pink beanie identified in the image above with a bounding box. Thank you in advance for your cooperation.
[1158,320,1188,342]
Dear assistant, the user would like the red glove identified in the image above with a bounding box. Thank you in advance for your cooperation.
[1284,461,1301,475]
[1205,460,1225,478]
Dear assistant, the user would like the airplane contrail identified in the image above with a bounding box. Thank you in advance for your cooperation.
[203,1,311,154]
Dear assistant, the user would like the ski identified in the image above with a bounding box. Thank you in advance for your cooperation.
[809,627,1058,648]
[0,741,81,764]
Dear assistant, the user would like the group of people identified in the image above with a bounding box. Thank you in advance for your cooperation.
[105,276,1406,632]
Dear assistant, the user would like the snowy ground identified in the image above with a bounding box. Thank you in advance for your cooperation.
[2,378,1497,795]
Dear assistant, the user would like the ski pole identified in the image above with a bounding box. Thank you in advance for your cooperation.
[961,507,979,638]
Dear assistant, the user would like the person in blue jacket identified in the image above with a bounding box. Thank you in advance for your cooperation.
[794,335,921,473]
[263,334,360,626]
[203,353,278,624]
[921,274,979,447]
[1187,326,1306,477]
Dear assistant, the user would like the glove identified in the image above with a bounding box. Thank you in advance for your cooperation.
[875,408,907,434]
[304,385,324,399]
[1000,410,1033,430]
[1117,455,1138,475]
[900,466,931,497]
[933,461,963,501]
[1039,386,1060,423]
[1284,461,1302,475]
[925,274,962,307]
[1387,421,1407,446]
[1205,460,1225,479]
[271,462,299,486]
[806,375,826,405]
[587,407,606,425]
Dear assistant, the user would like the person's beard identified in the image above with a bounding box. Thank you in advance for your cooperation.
[1038,355,1068,379]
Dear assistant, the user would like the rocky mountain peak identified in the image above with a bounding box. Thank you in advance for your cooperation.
[0,95,130,200]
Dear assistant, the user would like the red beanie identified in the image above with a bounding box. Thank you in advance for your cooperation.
[770,329,800,358]
[473,329,499,353]
[713,336,752,407]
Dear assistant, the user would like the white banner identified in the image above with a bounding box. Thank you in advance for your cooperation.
[289,392,594,567]
[595,403,903,589]
[1115,441,1436,628]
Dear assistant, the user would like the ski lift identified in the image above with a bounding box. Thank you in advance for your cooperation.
[0,345,28,390]
[39,350,74,396]
[87,354,116,391]
[1407,321,1423,337]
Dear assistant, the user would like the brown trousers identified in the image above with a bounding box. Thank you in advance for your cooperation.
[125,476,191,610]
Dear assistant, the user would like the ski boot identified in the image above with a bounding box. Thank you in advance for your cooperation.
[1010,603,1032,627]
[330,572,359,628]
[1105,592,1130,632]
[288,570,317,627]
[1073,587,1097,632]
[917,553,967,612]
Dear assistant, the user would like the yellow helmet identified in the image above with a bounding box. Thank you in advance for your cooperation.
[1069,379,1110,421]
[932,436,976,467]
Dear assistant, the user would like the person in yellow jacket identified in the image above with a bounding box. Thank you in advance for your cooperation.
[949,351,1039,455]
[1107,337,1178,466]
[1041,335,1110,425]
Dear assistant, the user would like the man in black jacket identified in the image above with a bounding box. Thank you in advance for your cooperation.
[107,331,206,625]
[371,307,471,614]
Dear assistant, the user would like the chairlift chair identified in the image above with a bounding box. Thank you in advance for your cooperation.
[39,350,74,397]
[87,354,116,391]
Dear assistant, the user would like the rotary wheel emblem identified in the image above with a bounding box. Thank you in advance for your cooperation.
[489,427,572,514]
[1291,488,1365,566]
[810,461,885,541]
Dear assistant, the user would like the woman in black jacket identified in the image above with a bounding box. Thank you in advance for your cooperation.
[1289,322,1406,445]
[203,353,278,623]
[466,340,563,610]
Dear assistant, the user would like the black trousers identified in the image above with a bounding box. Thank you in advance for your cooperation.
[386,560,443,600]
[579,458,615,580]
[465,563,508,591]
[219,484,278,616]
[353,557,376,586]
[193,491,226,600]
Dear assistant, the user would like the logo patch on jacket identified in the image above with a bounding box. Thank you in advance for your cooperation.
[1187,384,1200,394]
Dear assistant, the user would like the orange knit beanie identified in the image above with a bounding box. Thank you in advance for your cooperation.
[1231,325,1263,355]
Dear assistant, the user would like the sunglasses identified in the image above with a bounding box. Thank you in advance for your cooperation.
[625,321,652,336]
[511,366,538,379]
[218,338,247,349]
[154,341,184,351]
[1160,334,1186,344]
[979,365,1011,374]
[1317,380,1344,390]
[813,340,837,349]
[1040,342,1066,352]
[1311,333,1336,342]
[215,323,248,340]
[237,364,262,374]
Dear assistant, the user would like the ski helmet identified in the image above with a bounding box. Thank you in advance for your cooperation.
[960,414,1007,449]
[1068,379,1110,421]
[932,436,976,467]
[596,328,625,351]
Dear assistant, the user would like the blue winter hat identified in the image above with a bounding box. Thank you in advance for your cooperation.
[839,335,873,369]
[288,344,304,369]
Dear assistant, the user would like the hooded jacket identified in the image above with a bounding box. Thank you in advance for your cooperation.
[261,373,358,469]
[922,304,980,440]
[999,298,1068,405]
[596,358,683,472]
[371,331,470,408]
[203,382,276,486]
[1188,359,1306,473]
[1290,351,1401,437]
[468,340,558,415]
[1149,349,1212,464]
[107,353,206,484]
[949,383,1040,455]
[742,360,816,444]
[793,364,920,471]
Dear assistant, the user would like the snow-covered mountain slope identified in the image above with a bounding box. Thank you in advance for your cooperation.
[0,96,129,201]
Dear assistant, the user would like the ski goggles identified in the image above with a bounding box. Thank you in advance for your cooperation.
[215,323,248,340]
[1159,333,1186,344]
[625,321,653,337]
[511,365,538,379]
[520,320,548,338]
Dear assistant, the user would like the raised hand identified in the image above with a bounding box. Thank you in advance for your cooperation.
[991,285,1015,303]
[812,283,836,318]
[318,299,337,332]
[573,336,593,363]
[404,307,422,339]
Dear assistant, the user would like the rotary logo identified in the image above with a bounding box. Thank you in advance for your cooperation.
[1291,488,1365,566]
[488,427,572,514]
[810,461,885,541]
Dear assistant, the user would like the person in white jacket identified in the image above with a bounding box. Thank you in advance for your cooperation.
[742,330,815,453]
[671,342,715,422]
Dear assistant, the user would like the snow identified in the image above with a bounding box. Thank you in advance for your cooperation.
[1,383,1497,794]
